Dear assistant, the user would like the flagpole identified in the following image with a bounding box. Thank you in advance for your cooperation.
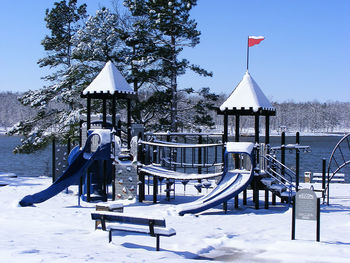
[246,36,249,71]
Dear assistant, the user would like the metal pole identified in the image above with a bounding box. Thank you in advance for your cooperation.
[281,132,286,180]
[112,94,116,130]
[87,97,91,130]
[316,198,320,242]
[296,132,300,191]
[255,114,260,166]
[127,99,131,149]
[292,199,296,240]
[102,98,107,128]
[322,159,326,191]
[265,116,270,145]
[153,176,158,204]
[198,135,202,175]
[223,111,228,143]
[265,189,269,209]
[246,37,249,71]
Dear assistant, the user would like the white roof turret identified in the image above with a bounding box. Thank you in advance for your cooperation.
[220,71,275,112]
[82,61,135,96]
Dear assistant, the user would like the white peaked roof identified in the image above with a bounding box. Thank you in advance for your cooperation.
[82,61,135,96]
[220,71,275,112]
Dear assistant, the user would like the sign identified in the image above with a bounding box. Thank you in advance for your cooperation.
[295,189,317,220]
[292,189,320,241]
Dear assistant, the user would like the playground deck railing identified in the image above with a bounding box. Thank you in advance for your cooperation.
[263,154,297,202]
[139,139,224,175]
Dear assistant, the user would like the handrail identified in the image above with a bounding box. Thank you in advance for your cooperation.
[262,154,297,202]
[265,154,296,179]
[139,140,223,148]
[161,157,223,168]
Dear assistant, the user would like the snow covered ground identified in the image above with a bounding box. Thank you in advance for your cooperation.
[1,174,349,263]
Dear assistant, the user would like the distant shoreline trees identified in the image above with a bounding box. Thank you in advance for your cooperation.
[2,91,349,135]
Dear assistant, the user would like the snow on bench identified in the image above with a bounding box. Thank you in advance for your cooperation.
[312,173,345,183]
[91,211,176,251]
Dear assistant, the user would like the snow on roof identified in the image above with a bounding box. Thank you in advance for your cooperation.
[219,71,275,112]
[82,61,135,96]
[226,142,254,155]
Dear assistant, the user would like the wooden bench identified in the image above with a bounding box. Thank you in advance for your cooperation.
[91,211,176,251]
[312,173,345,183]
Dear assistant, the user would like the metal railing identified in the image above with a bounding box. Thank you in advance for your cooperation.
[263,154,297,202]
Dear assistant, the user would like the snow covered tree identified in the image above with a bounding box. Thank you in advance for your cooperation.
[8,0,87,153]
[124,0,213,132]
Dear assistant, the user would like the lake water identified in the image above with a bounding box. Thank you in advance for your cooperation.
[0,135,348,181]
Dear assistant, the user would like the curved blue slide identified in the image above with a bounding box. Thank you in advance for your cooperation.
[19,130,111,207]
[178,142,255,215]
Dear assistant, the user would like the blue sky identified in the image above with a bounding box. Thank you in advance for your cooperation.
[0,0,349,102]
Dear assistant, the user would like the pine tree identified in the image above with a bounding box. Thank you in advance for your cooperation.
[124,0,213,132]
[8,0,87,153]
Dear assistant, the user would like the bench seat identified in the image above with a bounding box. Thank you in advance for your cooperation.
[91,211,176,251]
[107,223,176,237]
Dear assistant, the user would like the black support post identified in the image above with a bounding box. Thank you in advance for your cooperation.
[198,135,202,175]
[127,99,131,149]
[223,201,228,214]
[223,111,228,143]
[87,97,91,130]
[292,199,296,240]
[52,138,56,183]
[281,132,286,182]
[153,176,158,204]
[103,160,107,201]
[243,190,247,205]
[112,95,116,130]
[317,198,320,242]
[102,98,107,128]
[322,159,326,191]
[254,114,260,144]
[87,172,91,202]
[235,115,240,142]
[296,132,300,191]
[234,115,240,208]
[138,173,145,202]
[265,116,270,145]
[265,189,269,209]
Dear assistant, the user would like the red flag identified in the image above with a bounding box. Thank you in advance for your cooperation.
[248,36,265,47]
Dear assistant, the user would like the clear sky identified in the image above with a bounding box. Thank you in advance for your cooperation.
[0,0,349,102]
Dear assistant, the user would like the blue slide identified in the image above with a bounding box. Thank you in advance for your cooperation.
[19,130,111,207]
[178,142,255,215]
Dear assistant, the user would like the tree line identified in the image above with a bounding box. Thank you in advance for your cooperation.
[1,91,349,134]
[213,100,350,134]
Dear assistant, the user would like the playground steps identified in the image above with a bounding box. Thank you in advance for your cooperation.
[260,176,295,202]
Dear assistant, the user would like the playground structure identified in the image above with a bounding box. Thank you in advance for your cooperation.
[19,61,349,214]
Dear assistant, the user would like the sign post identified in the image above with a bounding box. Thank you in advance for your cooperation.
[292,189,320,242]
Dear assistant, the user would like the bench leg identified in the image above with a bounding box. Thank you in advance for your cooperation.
[156,235,160,251]
[109,230,112,243]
